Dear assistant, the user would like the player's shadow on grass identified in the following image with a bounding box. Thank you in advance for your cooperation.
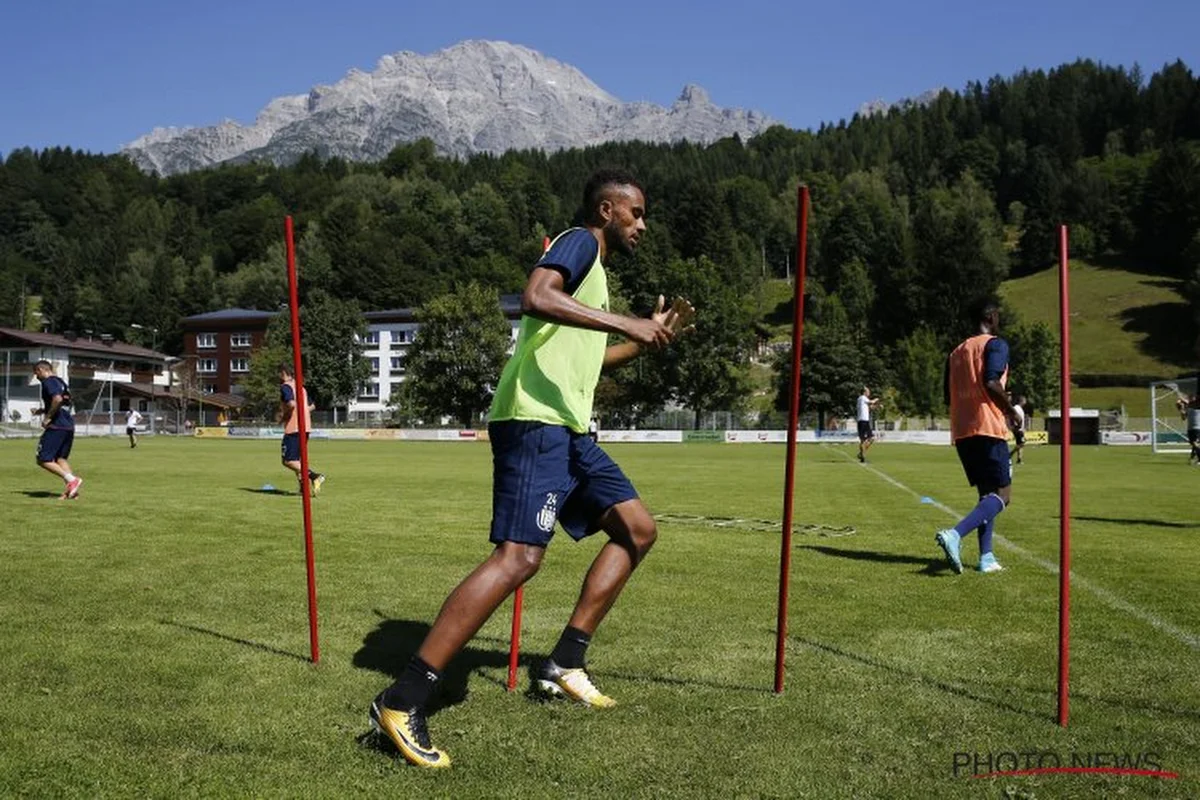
[14,490,62,498]
[161,620,310,663]
[352,615,523,714]
[1010,683,1200,722]
[1071,515,1200,530]
[800,544,946,576]
[792,635,1047,722]
[237,486,296,496]
[353,615,771,720]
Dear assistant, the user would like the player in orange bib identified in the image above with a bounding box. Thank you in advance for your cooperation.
[279,364,326,496]
[936,301,1023,574]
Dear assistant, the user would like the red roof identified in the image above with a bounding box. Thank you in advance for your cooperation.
[120,382,245,409]
[0,327,170,361]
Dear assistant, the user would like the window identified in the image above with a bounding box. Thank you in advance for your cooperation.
[202,384,219,395]
[390,356,406,374]
[230,332,253,348]
[230,358,249,373]
[363,331,380,346]
[358,381,379,399]
[369,357,380,374]
[392,329,410,345]
[198,359,218,374]
[138,400,150,412]
[197,333,217,349]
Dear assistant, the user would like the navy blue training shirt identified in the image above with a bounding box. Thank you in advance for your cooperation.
[41,376,74,430]
[535,228,599,296]
[983,338,1009,382]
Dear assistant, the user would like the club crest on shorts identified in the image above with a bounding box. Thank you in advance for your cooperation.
[536,492,559,533]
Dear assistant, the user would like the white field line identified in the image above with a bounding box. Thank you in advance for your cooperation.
[824,445,1200,651]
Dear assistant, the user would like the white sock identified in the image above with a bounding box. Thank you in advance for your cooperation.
[64,473,76,483]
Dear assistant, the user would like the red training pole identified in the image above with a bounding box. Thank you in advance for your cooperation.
[1056,225,1071,725]
[506,588,524,692]
[285,215,320,664]
[506,233,553,691]
[775,186,810,694]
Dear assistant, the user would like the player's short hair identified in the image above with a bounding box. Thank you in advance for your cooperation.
[972,297,1002,324]
[582,168,644,224]
[279,363,294,377]
[34,359,52,370]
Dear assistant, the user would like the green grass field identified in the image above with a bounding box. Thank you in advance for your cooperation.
[2,438,1198,798]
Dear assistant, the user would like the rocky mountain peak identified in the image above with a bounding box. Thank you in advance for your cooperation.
[122,40,775,175]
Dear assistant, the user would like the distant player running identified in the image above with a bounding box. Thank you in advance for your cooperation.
[856,386,880,462]
[1008,393,1026,467]
[125,407,143,449]
[368,169,695,769]
[935,301,1022,574]
[32,360,83,499]
[278,364,325,496]
[1177,391,1200,465]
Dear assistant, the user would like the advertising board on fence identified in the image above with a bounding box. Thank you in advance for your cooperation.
[885,430,954,445]
[211,426,330,439]
[599,430,683,443]
[724,429,954,445]
[185,427,991,445]
[724,430,795,443]
[815,429,858,441]
[1101,431,1152,446]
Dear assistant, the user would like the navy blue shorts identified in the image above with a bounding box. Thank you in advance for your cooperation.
[1013,430,1025,446]
[857,421,874,441]
[955,435,1011,491]
[281,432,307,462]
[37,428,74,463]
[488,420,639,546]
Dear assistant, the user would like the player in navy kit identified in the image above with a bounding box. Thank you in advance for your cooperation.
[32,360,83,499]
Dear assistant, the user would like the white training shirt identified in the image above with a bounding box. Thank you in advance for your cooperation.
[126,409,143,428]
[856,394,871,422]
[1011,404,1025,430]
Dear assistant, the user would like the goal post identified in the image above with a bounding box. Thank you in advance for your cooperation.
[1150,377,1197,454]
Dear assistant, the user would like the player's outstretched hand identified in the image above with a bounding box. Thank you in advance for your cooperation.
[625,302,673,349]
[654,295,696,337]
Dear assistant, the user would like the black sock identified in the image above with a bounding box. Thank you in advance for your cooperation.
[550,626,592,669]
[382,656,441,710]
[308,469,321,480]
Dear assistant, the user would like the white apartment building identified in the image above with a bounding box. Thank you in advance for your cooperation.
[348,295,523,420]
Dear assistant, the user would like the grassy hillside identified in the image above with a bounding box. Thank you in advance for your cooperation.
[750,264,1195,417]
[1001,260,1195,416]
[1000,260,1195,377]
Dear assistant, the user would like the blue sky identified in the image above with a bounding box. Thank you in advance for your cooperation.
[1,0,1197,155]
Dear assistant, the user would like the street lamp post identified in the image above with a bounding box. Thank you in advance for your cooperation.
[129,323,159,352]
